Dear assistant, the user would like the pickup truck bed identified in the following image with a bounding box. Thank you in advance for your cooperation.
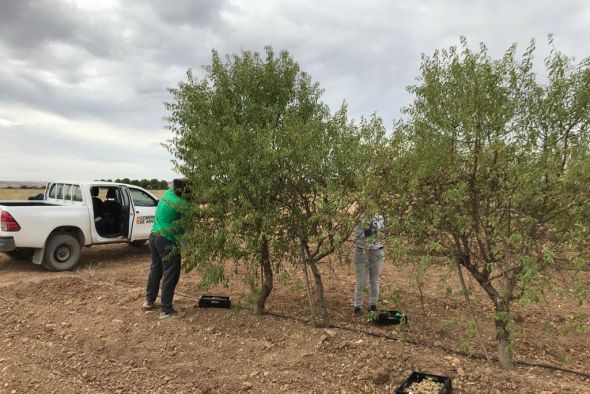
[0,201,57,207]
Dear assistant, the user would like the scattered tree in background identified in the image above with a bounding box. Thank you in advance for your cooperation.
[97,179,169,189]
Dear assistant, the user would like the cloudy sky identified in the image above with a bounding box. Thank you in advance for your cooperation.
[1,0,589,182]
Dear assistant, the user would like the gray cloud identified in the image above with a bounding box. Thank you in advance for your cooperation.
[0,0,119,59]
[0,0,227,127]
[0,0,79,49]
[141,0,226,26]
[1,0,589,181]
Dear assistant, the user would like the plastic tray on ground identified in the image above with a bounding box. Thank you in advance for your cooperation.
[395,371,452,394]
[198,295,231,309]
[370,310,407,326]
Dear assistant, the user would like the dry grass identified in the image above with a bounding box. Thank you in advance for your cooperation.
[0,188,44,200]
[150,190,166,198]
[0,188,166,201]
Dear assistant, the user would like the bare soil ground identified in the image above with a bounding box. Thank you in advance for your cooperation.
[0,244,589,393]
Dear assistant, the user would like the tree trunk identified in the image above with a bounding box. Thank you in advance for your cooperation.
[454,260,490,362]
[495,301,513,368]
[254,237,273,315]
[301,256,317,325]
[309,260,330,327]
[453,238,516,368]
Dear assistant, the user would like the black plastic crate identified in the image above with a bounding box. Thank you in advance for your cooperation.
[198,295,231,309]
[370,310,407,326]
[395,371,452,394]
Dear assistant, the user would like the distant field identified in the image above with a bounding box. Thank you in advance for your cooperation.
[151,190,165,198]
[0,188,44,200]
[0,188,166,200]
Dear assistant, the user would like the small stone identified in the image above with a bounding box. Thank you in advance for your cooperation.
[262,340,273,349]
[242,381,253,391]
[372,367,390,385]
[457,367,465,376]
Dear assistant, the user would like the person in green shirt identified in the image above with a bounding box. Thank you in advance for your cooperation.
[143,178,190,319]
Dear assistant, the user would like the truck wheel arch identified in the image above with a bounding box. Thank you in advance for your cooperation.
[48,226,86,246]
[42,230,83,271]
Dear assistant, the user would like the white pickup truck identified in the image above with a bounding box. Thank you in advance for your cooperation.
[0,181,159,271]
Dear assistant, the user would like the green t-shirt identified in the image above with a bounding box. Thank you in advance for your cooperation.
[151,188,189,243]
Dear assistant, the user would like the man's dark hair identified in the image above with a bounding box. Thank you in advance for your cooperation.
[172,178,190,198]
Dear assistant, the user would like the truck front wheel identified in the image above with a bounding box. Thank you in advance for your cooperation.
[43,233,81,271]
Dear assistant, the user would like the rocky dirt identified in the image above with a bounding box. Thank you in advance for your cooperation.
[0,244,589,393]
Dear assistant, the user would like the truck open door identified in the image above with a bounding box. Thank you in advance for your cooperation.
[119,186,131,238]
[127,187,158,241]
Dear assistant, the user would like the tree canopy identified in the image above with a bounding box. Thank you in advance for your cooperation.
[164,39,590,365]
[166,47,381,319]
[379,37,590,367]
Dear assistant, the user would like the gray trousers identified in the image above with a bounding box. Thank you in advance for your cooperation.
[146,233,181,313]
[353,247,385,308]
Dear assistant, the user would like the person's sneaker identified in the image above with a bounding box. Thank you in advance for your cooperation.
[354,307,362,316]
[159,310,186,320]
[142,300,156,311]
[369,304,377,312]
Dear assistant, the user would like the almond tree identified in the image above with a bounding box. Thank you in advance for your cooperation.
[166,47,311,314]
[381,37,590,367]
[278,110,385,327]
[165,47,379,318]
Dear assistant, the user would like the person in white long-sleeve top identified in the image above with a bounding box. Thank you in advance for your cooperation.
[353,215,385,315]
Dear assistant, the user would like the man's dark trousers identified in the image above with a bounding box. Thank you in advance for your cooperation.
[146,232,181,313]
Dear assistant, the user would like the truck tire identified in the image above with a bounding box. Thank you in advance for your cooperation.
[4,248,35,261]
[43,233,81,271]
[129,240,146,247]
